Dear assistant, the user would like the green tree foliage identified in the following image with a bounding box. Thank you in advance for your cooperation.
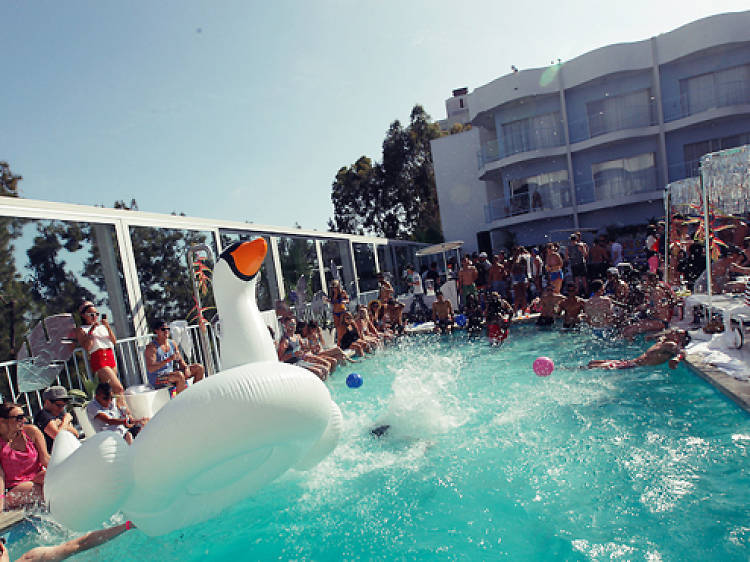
[26,221,94,316]
[329,104,444,243]
[115,200,216,323]
[0,162,30,359]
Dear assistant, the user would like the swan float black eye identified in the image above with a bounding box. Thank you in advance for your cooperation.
[220,238,267,281]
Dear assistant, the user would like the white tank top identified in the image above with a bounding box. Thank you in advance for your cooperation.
[84,324,113,353]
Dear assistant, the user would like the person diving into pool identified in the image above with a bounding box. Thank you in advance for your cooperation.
[586,328,690,370]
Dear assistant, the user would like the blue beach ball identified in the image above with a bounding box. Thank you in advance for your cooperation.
[346,373,363,388]
[454,314,467,327]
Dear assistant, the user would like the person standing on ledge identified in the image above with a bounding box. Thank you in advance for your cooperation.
[75,301,126,407]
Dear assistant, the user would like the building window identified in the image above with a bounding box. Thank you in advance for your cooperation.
[508,170,570,214]
[501,112,562,156]
[586,89,654,137]
[683,132,750,176]
[680,64,750,116]
[459,98,464,109]
[592,153,656,200]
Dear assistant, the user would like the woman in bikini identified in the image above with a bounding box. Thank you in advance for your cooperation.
[329,280,349,343]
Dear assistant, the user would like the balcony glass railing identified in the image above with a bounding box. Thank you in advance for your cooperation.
[478,139,501,168]
[484,183,573,222]
[477,128,565,169]
[663,79,750,122]
[576,168,659,205]
[568,101,657,143]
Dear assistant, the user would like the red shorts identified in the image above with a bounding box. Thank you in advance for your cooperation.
[90,348,116,371]
[488,323,508,343]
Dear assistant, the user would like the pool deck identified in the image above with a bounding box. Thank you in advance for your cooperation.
[684,354,750,414]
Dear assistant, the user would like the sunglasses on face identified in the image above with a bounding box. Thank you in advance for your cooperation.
[86,311,99,317]
[53,401,67,408]
[5,414,25,422]
[158,327,170,332]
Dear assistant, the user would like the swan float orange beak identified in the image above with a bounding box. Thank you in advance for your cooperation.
[221,238,267,281]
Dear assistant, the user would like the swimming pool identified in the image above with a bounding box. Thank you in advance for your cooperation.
[9,327,750,560]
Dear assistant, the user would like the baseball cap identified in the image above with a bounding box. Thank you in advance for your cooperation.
[479,252,487,258]
[607,267,619,275]
[43,385,71,402]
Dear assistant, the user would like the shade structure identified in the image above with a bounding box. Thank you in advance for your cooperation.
[415,240,464,257]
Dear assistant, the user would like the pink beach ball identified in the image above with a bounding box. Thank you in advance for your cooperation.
[533,356,555,377]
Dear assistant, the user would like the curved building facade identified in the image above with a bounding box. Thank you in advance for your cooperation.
[432,10,750,250]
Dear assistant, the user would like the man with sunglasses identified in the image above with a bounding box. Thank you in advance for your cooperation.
[33,386,79,453]
[144,319,204,394]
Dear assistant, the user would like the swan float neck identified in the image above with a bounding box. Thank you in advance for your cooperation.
[214,239,278,368]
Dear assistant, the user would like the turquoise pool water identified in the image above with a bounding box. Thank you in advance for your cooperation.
[9,327,750,560]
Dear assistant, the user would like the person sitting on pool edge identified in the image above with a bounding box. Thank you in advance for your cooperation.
[0,402,49,510]
[431,290,454,334]
[144,319,205,393]
[586,328,690,370]
[87,383,147,445]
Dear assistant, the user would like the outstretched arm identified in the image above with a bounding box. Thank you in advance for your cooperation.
[18,523,131,561]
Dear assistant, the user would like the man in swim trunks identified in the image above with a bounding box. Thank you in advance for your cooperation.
[559,284,586,328]
[568,233,588,295]
[475,252,491,292]
[536,286,564,327]
[431,290,454,334]
[587,329,689,370]
[457,256,478,309]
[544,243,564,293]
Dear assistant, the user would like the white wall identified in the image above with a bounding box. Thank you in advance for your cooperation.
[431,128,486,253]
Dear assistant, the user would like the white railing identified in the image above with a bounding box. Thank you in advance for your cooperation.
[1,323,221,416]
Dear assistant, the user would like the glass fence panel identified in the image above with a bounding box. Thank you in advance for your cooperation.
[219,230,276,312]
[277,236,320,306]
[353,242,378,292]
[128,225,217,324]
[0,218,131,397]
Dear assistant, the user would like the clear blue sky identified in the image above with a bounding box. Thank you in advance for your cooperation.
[2,1,747,231]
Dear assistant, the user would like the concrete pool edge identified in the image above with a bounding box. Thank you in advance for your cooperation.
[684,353,750,414]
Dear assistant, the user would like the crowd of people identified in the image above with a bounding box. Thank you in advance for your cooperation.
[0,300,210,522]
[4,222,745,557]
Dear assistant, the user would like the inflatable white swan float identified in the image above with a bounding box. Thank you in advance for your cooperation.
[45,238,343,536]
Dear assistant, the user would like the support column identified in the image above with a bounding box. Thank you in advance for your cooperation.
[651,37,669,188]
[557,64,579,229]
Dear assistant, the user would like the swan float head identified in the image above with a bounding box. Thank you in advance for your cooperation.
[45,237,342,537]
